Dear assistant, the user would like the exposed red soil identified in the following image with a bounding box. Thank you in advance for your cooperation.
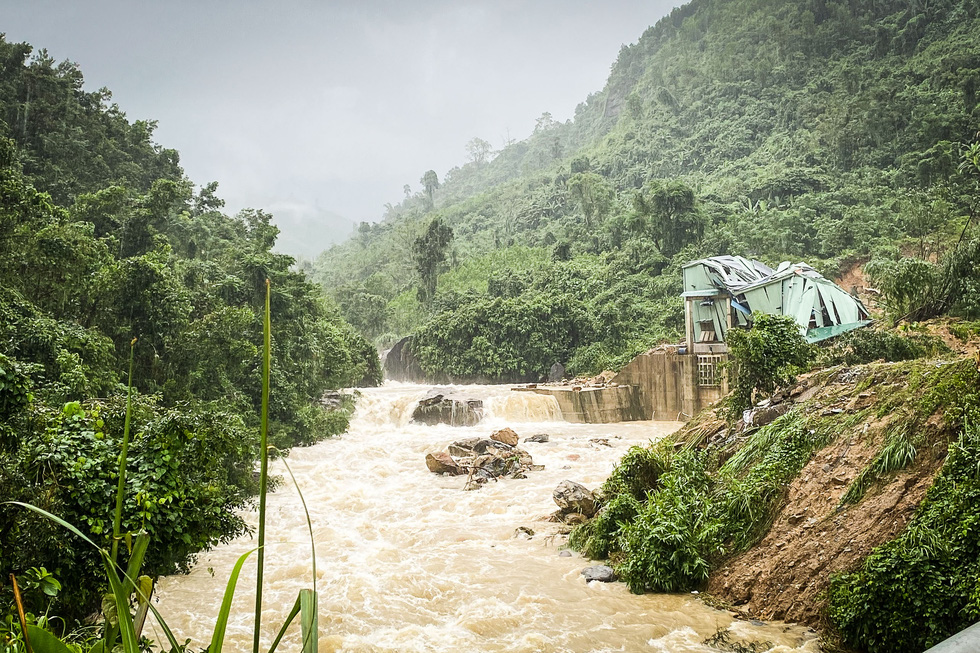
[704,384,955,627]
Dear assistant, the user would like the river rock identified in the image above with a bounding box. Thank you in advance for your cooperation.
[553,480,598,518]
[411,388,484,427]
[525,433,550,443]
[563,512,588,526]
[491,428,519,446]
[449,438,514,457]
[425,452,463,475]
[448,437,483,457]
[382,336,428,383]
[582,565,617,583]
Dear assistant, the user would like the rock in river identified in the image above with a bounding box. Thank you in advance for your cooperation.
[425,452,464,475]
[411,387,484,426]
[553,480,598,518]
[582,565,617,583]
[491,427,520,447]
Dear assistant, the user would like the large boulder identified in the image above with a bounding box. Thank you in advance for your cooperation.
[553,480,598,518]
[491,428,519,446]
[425,452,464,475]
[411,388,484,426]
[382,336,425,382]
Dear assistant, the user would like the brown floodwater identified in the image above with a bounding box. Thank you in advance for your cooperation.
[150,384,820,652]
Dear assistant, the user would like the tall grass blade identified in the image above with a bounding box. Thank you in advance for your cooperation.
[212,548,257,653]
[122,531,150,596]
[266,595,302,653]
[254,279,271,653]
[299,589,318,653]
[276,452,317,595]
[101,551,139,653]
[111,338,137,566]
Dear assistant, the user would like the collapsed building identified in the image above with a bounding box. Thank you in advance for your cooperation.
[681,255,871,350]
[532,256,871,422]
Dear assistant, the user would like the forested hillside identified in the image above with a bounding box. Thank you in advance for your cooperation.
[0,35,379,618]
[315,0,980,381]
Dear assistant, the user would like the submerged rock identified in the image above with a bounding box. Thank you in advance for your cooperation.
[553,480,598,518]
[525,433,550,443]
[411,388,484,426]
[582,565,617,583]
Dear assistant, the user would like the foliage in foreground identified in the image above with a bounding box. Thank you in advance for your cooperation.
[3,282,321,653]
[0,41,376,628]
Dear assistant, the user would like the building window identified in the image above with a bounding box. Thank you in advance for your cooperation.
[698,355,723,387]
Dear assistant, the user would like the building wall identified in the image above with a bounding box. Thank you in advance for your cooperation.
[612,347,728,421]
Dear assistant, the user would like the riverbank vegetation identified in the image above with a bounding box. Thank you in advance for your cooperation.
[569,341,980,650]
[315,0,980,382]
[0,34,378,632]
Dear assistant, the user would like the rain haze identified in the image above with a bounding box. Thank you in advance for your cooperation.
[1,1,680,258]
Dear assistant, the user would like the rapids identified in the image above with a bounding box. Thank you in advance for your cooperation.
[151,384,820,652]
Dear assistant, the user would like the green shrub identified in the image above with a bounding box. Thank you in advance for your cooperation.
[725,313,814,419]
[572,411,829,594]
[617,448,721,593]
[818,328,950,366]
[604,444,671,500]
[0,396,258,620]
[568,493,642,560]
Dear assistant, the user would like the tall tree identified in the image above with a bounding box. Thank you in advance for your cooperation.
[412,218,453,305]
[465,137,493,165]
[420,170,440,209]
[631,180,705,257]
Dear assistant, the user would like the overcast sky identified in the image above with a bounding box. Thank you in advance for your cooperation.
[2,1,680,257]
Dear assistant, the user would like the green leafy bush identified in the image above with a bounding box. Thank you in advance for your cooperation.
[570,411,830,594]
[617,448,720,593]
[604,444,671,500]
[1,396,258,620]
[818,328,950,366]
[725,313,814,418]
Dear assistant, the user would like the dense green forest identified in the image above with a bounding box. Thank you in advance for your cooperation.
[315,0,980,381]
[0,35,380,621]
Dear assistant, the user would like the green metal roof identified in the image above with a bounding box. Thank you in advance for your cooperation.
[805,320,873,343]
